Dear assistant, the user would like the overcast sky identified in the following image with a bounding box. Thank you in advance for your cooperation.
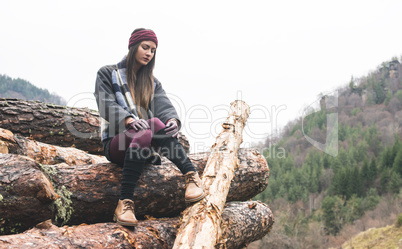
[1,0,402,152]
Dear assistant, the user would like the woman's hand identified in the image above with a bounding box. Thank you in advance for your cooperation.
[165,119,179,138]
[126,118,150,131]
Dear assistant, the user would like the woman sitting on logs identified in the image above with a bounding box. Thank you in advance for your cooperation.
[94,28,204,226]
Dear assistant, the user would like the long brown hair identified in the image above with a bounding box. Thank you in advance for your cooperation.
[126,28,156,119]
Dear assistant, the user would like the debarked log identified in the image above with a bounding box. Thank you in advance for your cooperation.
[0,201,274,249]
[0,98,190,155]
[174,100,251,248]
[0,148,269,234]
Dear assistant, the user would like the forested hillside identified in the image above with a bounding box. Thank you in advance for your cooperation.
[252,56,402,248]
[0,74,66,105]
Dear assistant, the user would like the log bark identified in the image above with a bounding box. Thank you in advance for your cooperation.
[0,98,102,155]
[0,128,108,165]
[0,201,274,249]
[0,98,190,155]
[0,147,268,234]
[0,154,59,235]
[174,100,251,249]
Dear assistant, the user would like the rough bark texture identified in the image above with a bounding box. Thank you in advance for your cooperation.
[0,128,108,165]
[0,154,59,235]
[0,98,102,155]
[0,98,190,155]
[174,100,251,249]
[0,201,274,249]
[0,147,268,234]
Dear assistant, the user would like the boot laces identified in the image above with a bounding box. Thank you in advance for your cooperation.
[185,172,200,186]
[122,200,135,213]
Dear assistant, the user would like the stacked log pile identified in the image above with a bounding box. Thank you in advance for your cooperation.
[0,98,190,155]
[0,98,273,248]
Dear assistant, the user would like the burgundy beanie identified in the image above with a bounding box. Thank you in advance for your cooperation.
[128,30,158,49]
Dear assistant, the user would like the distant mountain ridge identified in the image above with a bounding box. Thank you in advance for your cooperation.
[275,57,402,164]
[0,74,66,105]
[253,56,402,248]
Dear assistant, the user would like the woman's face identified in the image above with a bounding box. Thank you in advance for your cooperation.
[135,41,157,67]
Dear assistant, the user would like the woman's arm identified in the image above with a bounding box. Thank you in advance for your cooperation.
[94,65,135,129]
[150,78,182,130]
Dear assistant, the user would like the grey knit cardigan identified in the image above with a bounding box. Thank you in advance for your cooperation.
[94,59,181,141]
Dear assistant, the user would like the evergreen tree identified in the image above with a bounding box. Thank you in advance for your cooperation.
[347,166,363,197]
[391,137,401,160]
[268,178,279,200]
[277,185,287,199]
[365,125,380,156]
[355,141,368,163]
[267,158,280,178]
[363,188,380,211]
[330,169,343,196]
[369,158,377,182]
[322,196,343,235]
[337,148,350,168]
[380,169,390,194]
[330,156,342,173]
[345,195,363,222]
[361,159,370,185]
[388,171,401,194]
[338,124,347,141]
[282,171,292,193]
[323,154,330,169]
[283,155,295,172]
[373,78,386,104]
[385,90,393,105]
[288,185,298,202]
[345,168,355,199]
[309,168,319,193]
[381,147,393,168]
[393,150,402,177]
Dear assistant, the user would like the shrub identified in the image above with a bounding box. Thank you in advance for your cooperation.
[395,213,402,228]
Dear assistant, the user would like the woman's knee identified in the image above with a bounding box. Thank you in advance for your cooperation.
[147,117,165,133]
[129,129,153,148]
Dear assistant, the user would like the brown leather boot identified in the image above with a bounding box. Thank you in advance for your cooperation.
[113,199,138,226]
[184,171,205,203]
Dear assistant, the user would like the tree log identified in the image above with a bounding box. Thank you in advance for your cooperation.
[174,100,251,248]
[0,154,59,235]
[0,98,190,155]
[0,128,108,165]
[0,98,102,155]
[0,147,268,234]
[0,201,274,249]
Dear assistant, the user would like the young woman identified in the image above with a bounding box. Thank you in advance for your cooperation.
[94,28,204,226]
